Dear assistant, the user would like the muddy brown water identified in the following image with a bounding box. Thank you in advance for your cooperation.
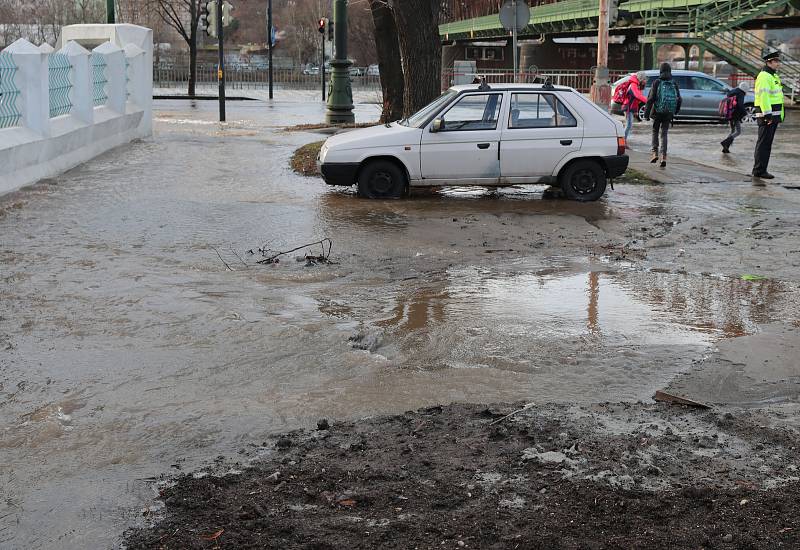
[1,99,799,548]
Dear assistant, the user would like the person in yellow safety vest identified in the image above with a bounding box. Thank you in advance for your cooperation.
[751,50,785,182]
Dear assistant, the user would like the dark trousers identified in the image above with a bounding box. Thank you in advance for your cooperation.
[753,119,779,175]
[651,118,669,156]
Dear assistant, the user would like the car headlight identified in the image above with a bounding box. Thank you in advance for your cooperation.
[318,143,328,163]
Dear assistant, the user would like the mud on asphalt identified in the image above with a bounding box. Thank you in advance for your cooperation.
[124,402,800,549]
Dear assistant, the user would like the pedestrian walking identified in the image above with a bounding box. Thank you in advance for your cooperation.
[613,71,648,143]
[720,81,751,153]
[643,63,682,168]
[752,51,785,182]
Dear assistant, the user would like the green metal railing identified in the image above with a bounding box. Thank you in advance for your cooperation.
[705,30,800,91]
[48,52,73,117]
[90,52,108,106]
[695,0,790,35]
[0,52,21,128]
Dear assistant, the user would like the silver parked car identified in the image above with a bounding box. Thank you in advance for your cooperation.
[610,70,757,122]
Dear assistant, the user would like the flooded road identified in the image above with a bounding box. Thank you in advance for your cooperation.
[2,99,800,548]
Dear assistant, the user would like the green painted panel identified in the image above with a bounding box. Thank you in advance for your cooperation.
[49,52,73,118]
[90,52,108,106]
[0,52,21,128]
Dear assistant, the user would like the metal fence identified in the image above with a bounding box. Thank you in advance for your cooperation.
[153,65,382,91]
[48,52,72,118]
[91,52,108,106]
[0,52,21,128]
[442,68,630,93]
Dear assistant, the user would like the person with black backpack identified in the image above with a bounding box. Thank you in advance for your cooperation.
[643,63,682,167]
[720,81,750,153]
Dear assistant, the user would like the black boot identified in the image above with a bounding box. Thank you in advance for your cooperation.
[720,139,731,154]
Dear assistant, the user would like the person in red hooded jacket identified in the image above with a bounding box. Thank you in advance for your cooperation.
[621,71,649,143]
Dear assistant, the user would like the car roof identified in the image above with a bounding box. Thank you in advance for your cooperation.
[637,69,718,77]
[449,83,575,93]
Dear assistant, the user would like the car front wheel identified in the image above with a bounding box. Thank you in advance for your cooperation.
[357,160,407,199]
[560,160,607,202]
[637,104,647,121]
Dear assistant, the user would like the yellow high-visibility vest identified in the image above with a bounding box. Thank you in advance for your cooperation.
[754,69,784,122]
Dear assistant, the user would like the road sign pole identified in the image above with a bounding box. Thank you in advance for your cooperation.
[217,0,226,121]
[321,29,326,101]
[512,0,518,83]
[268,0,273,99]
[500,1,528,83]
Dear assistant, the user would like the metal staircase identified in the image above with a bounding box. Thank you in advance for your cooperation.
[704,29,800,94]
[644,0,799,96]
[694,0,794,36]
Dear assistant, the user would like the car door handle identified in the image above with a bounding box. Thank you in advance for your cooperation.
[477,143,490,149]
[560,140,572,146]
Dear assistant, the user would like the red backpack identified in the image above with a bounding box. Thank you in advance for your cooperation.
[612,79,633,105]
[718,95,737,120]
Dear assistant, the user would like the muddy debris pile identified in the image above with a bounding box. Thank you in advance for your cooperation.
[124,402,800,549]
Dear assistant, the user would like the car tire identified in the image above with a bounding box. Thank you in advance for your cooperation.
[559,160,607,202]
[742,104,756,123]
[357,160,407,199]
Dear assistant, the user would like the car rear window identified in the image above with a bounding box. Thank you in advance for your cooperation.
[508,93,577,128]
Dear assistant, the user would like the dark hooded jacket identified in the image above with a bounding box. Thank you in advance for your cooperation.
[644,63,682,121]
[726,86,747,122]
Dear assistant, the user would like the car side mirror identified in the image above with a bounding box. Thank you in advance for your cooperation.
[431,118,443,132]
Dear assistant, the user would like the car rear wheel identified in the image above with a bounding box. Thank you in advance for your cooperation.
[637,105,647,121]
[560,160,607,202]
[357,160,407,199]
[742,104,757,123]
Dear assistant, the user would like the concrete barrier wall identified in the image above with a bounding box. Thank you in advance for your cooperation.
[0,24,152,197]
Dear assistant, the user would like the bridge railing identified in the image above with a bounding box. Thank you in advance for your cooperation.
[442,68,630,93]
[1,33,152,196]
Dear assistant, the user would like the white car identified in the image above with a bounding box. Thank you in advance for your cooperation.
[318,82,628,201]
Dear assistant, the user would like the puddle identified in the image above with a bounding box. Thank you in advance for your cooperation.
[368,267,786,345]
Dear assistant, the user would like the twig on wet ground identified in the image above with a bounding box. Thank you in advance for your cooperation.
[489,402,535,425]
[147,527,179,546]
[229,246,249,268]
[256,238,336,266]
[211,246,233,271]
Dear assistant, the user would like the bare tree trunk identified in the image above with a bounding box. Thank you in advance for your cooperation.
[368,0,403,122]
[392,0,441,117]
[188,0,197,96]
[189,40,197,96]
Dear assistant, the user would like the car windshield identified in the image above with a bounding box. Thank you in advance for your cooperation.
[401,90,459,127]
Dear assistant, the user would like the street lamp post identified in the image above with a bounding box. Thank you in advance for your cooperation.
[325,0,354,124]
[107,0,115,24]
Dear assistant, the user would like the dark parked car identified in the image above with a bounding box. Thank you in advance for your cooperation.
[610,70,756,122]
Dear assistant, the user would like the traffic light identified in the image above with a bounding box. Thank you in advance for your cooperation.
[203,0,218,37]
[318,17,326,34]
[327,19,334,42]
[221,1,233,27]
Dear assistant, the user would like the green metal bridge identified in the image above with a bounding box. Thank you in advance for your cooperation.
[440,0,800,94]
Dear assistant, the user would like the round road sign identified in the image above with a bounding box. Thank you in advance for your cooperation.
[499,0,530,33]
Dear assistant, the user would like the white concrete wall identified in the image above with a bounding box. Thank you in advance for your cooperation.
[0,25,152,197]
